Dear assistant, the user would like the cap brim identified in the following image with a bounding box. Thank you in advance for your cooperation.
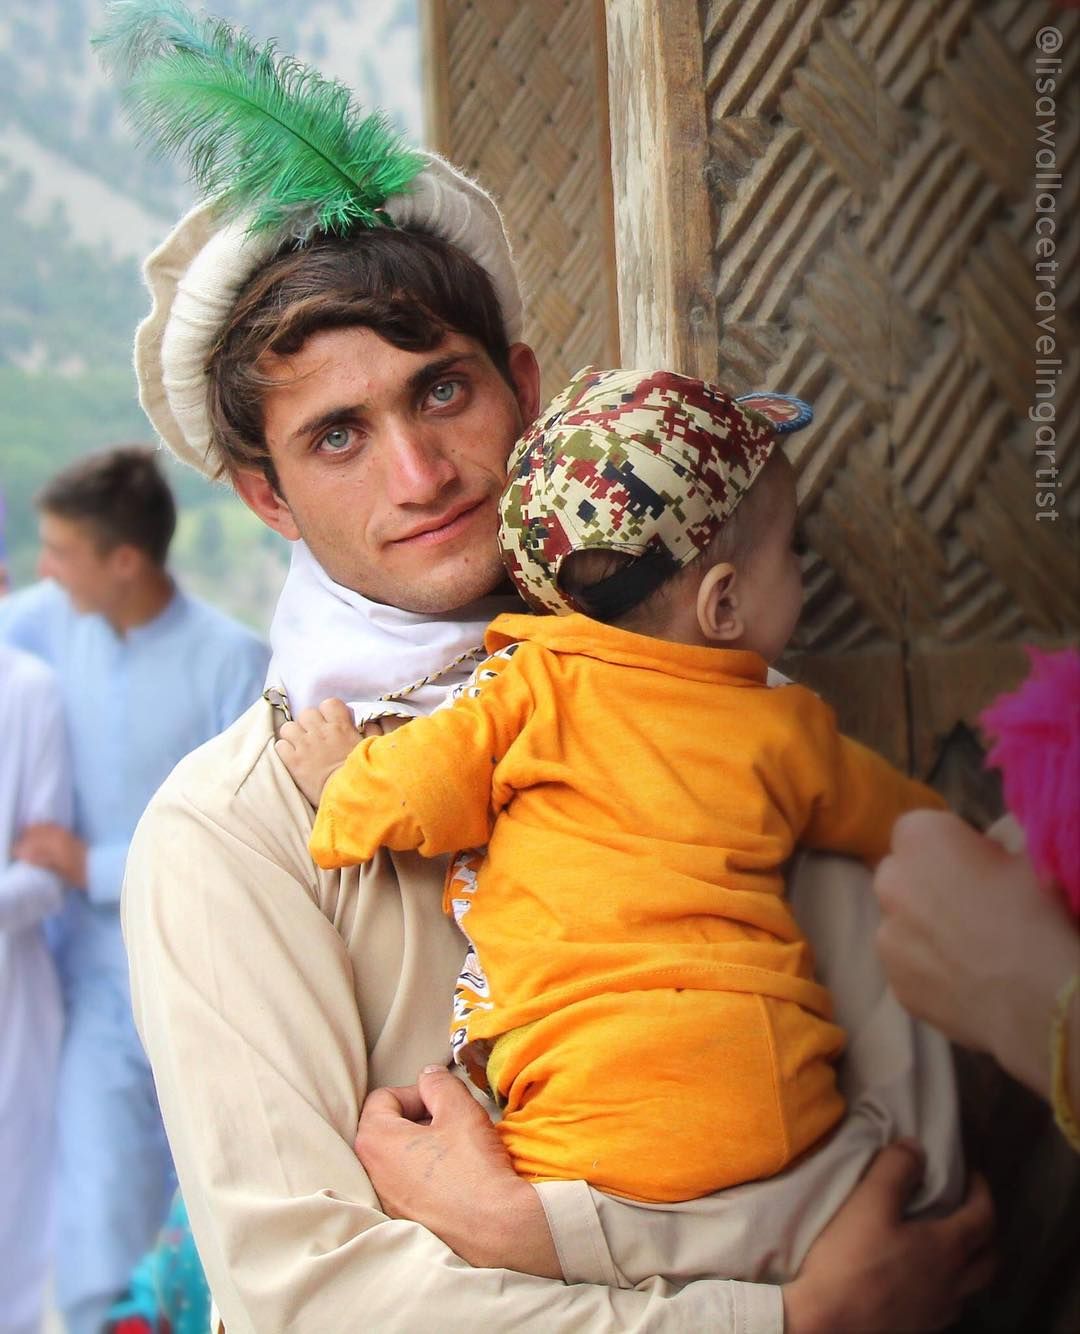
[735,392,813,434]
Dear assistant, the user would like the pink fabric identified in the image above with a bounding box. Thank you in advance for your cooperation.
[981,647,1080,918]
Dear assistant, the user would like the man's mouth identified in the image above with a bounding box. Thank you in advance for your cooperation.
[391,497,487,547]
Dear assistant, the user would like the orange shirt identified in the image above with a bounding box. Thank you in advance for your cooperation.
[311,612,944,1046]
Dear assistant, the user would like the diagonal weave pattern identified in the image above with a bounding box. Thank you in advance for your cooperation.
[430,0,618,401]
[701,0,1079,658]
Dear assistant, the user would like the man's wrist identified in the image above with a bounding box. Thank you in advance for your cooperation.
[990,910,1077,1099]
[469,1177,562,1279]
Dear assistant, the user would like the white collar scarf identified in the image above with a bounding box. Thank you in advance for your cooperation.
[266,540,523,723]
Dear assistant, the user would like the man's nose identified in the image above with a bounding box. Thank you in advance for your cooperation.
[383,424,458,505]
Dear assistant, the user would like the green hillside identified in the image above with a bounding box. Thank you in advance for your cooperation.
[0,0,419,629]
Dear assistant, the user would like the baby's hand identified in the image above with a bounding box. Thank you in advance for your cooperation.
[276,698,364,806]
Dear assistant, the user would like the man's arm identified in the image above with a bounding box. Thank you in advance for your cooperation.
[124,719,786,1333]
[15,824,131,901]
[0,838,66,930]
[0,583,133,902]
[876,810,1079,1109]
[357,1068,994,1334]
[0,657,71,931]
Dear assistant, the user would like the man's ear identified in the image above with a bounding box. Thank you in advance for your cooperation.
[507,343,542,428]
[697,563,743,643]
[232,468,301,541]
[107,543,144,582]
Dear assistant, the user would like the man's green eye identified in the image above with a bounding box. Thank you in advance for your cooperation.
[431,381,456,403]
[323,427,350,450]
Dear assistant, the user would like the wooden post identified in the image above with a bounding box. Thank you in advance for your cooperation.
[605,0,719,378]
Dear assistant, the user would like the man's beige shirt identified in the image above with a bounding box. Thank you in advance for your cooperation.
[123,700,961,1333]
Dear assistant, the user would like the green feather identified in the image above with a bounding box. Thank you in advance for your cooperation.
[94,0,425,239]
[94,1,222,77]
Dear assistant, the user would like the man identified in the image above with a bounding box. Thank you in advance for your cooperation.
[109,7,993,1331]
[0,644,70,1334]
[0,447,269,1334]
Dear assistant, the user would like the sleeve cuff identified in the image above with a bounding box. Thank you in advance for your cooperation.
[534,1179,785,1334]
[732,1280,785,1334]
[86,841,129,904]
[533,1179,621,1286]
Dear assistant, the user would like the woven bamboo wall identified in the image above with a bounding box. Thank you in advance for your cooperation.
[608,0,1079,789]
[432,10,1077,1308]
[423,0,619,402]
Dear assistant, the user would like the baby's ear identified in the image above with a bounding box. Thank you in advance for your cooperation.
[697,563,743,643]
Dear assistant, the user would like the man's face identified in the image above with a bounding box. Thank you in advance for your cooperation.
[235,327,540,614]
[37,512,125,616]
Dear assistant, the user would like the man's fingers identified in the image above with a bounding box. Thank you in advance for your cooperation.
[417,1065,488,1128]
[360,1083,428,1124]
[937,1171,995,1258]
[872,860,898,922]
[14,827,53,864]
[859,1139,926,1221]
[355,1070,482,1138]
[355,1083,432,1171]
[889,809,952,857]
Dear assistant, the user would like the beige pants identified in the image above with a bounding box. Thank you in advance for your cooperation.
[535,849,964,1287]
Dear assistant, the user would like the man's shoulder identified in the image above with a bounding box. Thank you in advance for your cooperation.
[137,695,321,879]
[154,697,278,808]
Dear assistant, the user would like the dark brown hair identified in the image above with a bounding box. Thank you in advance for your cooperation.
[36,446,177,566]
[206,226,514,485]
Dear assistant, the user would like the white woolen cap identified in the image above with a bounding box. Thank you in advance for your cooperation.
[135,153,525,478]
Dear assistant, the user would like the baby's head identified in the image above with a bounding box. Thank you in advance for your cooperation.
[498,367,812,664]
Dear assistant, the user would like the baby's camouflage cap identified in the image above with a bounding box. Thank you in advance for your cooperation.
[498,366,813,616]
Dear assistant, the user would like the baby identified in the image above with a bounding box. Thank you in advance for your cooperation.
[277,367,945,1203]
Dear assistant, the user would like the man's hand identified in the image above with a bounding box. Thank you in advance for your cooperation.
[874,809,1077,1097]
[783,1141,995,1333]
[14,823,87,889]
[275,698,364,806]
[355,1065,562,1279]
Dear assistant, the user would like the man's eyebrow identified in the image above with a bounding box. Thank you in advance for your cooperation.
[288,353,483,445]
[289,402,364,446]
[406,352,482,395]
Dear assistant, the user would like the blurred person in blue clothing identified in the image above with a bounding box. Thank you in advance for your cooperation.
[0,483,9,597]
[0,643,71,1334]
[0,446,270,1334]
